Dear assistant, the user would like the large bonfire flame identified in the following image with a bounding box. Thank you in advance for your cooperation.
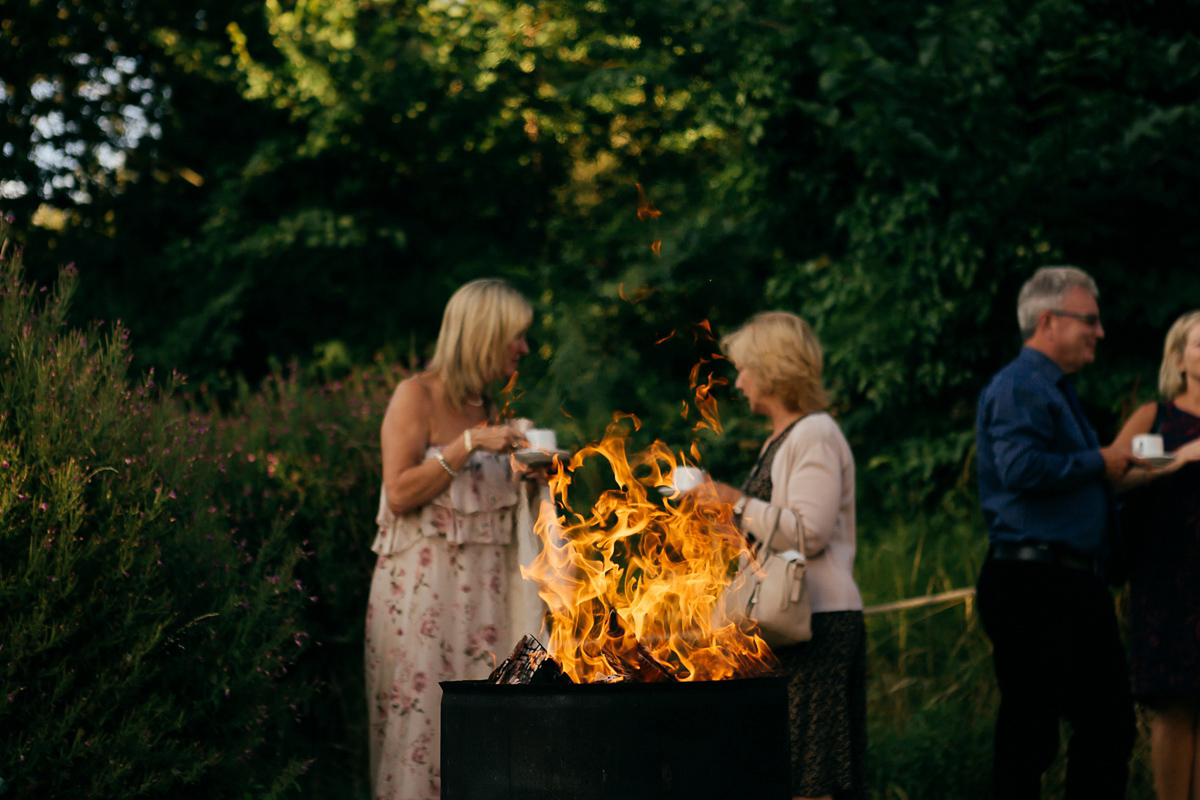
[522,409,779,683]
[516,186,775,683]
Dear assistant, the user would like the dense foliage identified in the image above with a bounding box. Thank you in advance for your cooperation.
[0,218,312,796]
[194,360,401,794]
[6,0,1200,518]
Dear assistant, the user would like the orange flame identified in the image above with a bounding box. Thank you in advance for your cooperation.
[635,183,662,221]
[499,372,521,395]
[495,371,525,420]
[523,418,778,683]
[691,372,726,435]
[636,183,664,256]
[619,283,662,305]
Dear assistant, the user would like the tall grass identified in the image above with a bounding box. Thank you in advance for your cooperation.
[858,501,1155,799]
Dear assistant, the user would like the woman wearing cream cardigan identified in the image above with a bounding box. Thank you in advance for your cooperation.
[701,311,867,800]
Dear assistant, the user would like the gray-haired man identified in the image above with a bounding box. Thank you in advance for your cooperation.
[975,266,1141,798]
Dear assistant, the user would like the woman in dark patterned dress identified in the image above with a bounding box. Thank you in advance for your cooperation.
[1114,310,1200,800]
[695,311,867,800]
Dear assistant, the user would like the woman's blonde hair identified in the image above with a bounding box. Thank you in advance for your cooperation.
[721,311,829,413]
[1159,310,1200,398]
[428,278,532,410]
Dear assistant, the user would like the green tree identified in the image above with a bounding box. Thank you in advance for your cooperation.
[8,0,1200,513]
[523,0,1200,514]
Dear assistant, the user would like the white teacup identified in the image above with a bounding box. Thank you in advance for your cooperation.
[1132,434,1164,458]
[670,466,707,493]
[525,428,558,451]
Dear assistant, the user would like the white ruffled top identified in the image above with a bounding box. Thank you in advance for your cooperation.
[372,446,522,555]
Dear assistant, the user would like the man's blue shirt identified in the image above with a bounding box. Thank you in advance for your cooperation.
[976,347,1110,556]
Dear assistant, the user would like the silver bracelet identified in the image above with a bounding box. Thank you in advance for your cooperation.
[435,452,457,478]
[463,429,473,452]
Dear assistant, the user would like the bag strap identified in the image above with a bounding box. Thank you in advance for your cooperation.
[757,510,807,561]
[749,414,811,561]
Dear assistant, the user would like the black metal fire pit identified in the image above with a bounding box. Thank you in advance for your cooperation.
[441,676,789,800]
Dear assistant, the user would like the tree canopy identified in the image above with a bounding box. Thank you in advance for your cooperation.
[5,0,1200,514]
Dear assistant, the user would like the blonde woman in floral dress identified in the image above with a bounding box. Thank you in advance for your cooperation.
[364,279,542,800]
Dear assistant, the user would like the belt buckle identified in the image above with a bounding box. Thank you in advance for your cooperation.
[1052,546,1099,576]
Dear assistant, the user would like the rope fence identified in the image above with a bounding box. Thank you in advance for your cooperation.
[862,587,976,616]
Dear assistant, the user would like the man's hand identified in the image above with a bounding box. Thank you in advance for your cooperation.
[1099,443,1148,482]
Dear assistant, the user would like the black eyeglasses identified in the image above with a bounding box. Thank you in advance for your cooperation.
[1048,310,1101,327]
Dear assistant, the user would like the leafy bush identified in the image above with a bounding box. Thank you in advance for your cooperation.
[190,360,400,797]
[0,218,312,797]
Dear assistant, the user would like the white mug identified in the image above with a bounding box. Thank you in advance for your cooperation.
[670,466,706,492]
[1132,433,1164,458]
[525,428,558,451]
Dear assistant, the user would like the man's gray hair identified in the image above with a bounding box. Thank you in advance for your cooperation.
[1016,266,1099,340]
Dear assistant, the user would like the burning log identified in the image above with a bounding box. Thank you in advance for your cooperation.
[596,608,677,682]
[487,634,572,685]
[488,619,680,685]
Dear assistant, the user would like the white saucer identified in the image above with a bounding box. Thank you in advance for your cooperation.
[1143,454,1175,468]
[514,448,570,467]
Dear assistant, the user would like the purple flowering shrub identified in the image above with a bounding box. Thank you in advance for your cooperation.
[0,218,313,797]
[194,359,399,795]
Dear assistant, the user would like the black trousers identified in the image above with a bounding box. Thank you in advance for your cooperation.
[976,558,1136,800]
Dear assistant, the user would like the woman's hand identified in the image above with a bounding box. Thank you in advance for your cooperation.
[1111,402,1171,491]
[1175,437,1200,461]
[681,478,742,506]
[465,423,524,455]
[1163,437,1200,472]
[1127,436,1200,485]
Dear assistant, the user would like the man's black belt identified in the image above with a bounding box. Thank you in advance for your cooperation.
[987,541,1103,577]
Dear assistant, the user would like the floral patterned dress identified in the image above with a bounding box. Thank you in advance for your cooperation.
[364,447,531,800]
